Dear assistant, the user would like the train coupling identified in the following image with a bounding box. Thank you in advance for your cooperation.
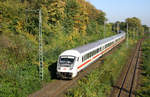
[57,72,73,79]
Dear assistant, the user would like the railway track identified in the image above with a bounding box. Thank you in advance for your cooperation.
[29,41,123,97]
[110,39,142,97]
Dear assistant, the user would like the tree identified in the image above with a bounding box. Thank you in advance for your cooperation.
[125,17,141,30]
[125,17,144,36]
[142,25,149,32]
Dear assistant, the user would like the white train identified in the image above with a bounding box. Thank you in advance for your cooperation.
[57,32,126,79]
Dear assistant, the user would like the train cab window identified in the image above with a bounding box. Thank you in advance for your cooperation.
[59,56,75,67]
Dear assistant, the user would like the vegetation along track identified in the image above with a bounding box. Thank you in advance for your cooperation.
[110,39,143,97]
[29,41,124,97]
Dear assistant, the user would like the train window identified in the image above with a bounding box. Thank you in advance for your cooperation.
[85,54,88,60]
[93,50,95,55]
[93,51,95,55]
[97,48,99,53]
[99,47,101,51]
[88,53,89,58]
[89,52,91,57]
[83,55,86,62]
[102,46,104,50]
[109,42,111,46]
[83,52,91,61]
[92,51,94,56]
[84,56,86,61]
[94,50,97,55]
[105,44,108,48]
[90,52,92,57]
[98,48,100,52]
[86,54,88,59]
[85,55,87,60]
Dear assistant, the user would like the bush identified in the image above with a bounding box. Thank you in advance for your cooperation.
[136,38,150,97]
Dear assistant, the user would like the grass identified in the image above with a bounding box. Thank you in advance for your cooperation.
[136,36,150,97]
[66,38,137,97]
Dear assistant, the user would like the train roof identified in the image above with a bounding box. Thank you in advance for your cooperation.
[73,32,125,54]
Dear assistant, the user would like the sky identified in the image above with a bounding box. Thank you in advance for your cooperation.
[87,0,150,26]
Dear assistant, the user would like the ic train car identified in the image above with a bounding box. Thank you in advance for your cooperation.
[57,32,126,79]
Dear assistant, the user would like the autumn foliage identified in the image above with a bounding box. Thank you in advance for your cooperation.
[0,0,108,97]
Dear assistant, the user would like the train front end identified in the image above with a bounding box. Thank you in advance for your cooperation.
[57,50,79,79]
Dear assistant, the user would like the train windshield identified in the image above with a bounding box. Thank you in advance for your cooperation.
[59,56,75,67]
